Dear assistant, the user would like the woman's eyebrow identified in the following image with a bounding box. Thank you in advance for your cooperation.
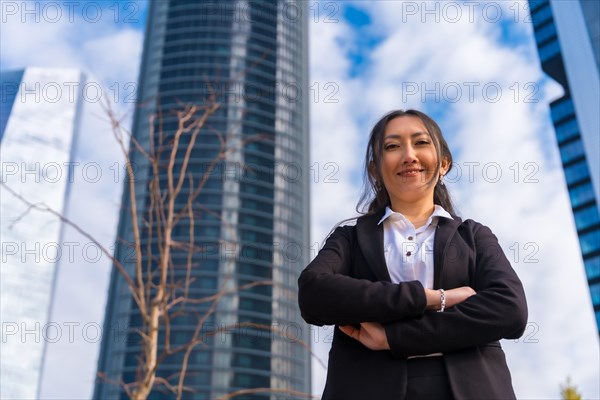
[384,132,429,140]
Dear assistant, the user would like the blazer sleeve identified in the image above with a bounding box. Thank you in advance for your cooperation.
[384,222,528,358]
[298,225,427,326]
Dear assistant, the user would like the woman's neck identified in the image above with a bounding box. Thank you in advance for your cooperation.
[389,201,435,229]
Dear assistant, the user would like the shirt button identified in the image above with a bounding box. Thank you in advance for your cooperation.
[406,251,412,256]
[408,236,414,240]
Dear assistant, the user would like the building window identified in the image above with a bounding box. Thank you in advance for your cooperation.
[534,22,557,45]
[239,297,271,314]
[590,282,600,305]
[194,277,217,290]
[183,370,211,385]
[125,351,139,367]
[240,213,273,229]
[529,0,549,13]
[532,3,553,28]
[241,198,273,213]
[238,263,271,278]
[585,256,600,280]
[238,278,271,296]
[233,373,270,388]
[580,229,600,256]
[231,332,271,351]
[233,353,271,370]
[555,118,580,143]
[539,39,560,62]
[550,98,575,123]
[575,205,600,231]
[240,245,272,263]
[240,183,274,198]
[569,182,596,208]
[564,160,590,185]
[560,139,585,164]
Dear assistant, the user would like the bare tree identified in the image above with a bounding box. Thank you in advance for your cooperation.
[2,91,320,399]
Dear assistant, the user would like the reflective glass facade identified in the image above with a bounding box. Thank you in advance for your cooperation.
[94,1,310,398]
[0,69,24,141]
[529,0,600,333]
[0,68,84,399]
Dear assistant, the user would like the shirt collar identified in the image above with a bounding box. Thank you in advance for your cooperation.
[377,204,453,226]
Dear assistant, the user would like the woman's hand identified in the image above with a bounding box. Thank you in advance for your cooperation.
[339,288,476,350]
[339,322,390,350]
[425,286,476,310]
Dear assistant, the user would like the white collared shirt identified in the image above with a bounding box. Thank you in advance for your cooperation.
[378,205,453,289]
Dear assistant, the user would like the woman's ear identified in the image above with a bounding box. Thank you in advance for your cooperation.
[440,157,450,177]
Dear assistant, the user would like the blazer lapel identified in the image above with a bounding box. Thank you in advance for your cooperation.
[356,209,392,282]
[433,216,462,289]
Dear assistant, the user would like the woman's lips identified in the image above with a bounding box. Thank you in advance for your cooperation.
[398,169,423,177]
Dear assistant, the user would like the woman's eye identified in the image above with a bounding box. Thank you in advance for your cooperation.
[416,140,430,145]
[384,144,398,150]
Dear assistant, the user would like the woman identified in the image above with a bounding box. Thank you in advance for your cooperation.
[298,110,528,400]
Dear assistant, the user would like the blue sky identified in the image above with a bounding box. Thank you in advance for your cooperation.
[1,1,599,398]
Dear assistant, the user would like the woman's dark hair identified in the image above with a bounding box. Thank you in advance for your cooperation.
[356,109,456,216]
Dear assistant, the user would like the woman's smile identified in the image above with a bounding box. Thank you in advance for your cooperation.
[397,167,425,178]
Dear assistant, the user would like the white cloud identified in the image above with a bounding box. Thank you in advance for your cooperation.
[81,29,143,92]
[309,15,365,241]
[1,3,143,116]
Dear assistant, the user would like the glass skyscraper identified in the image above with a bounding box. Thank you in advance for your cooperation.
[529,0,600,333]
[94,1,311,398]
[1,68,85,398]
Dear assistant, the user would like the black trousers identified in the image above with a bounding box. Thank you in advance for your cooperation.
[406,356,454,400]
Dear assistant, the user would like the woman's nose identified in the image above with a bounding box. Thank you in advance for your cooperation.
[402,145,418,163]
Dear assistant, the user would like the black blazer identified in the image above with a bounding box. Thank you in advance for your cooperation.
[298,209,528,400]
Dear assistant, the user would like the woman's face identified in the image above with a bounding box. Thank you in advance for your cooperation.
[380,116,448,208]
